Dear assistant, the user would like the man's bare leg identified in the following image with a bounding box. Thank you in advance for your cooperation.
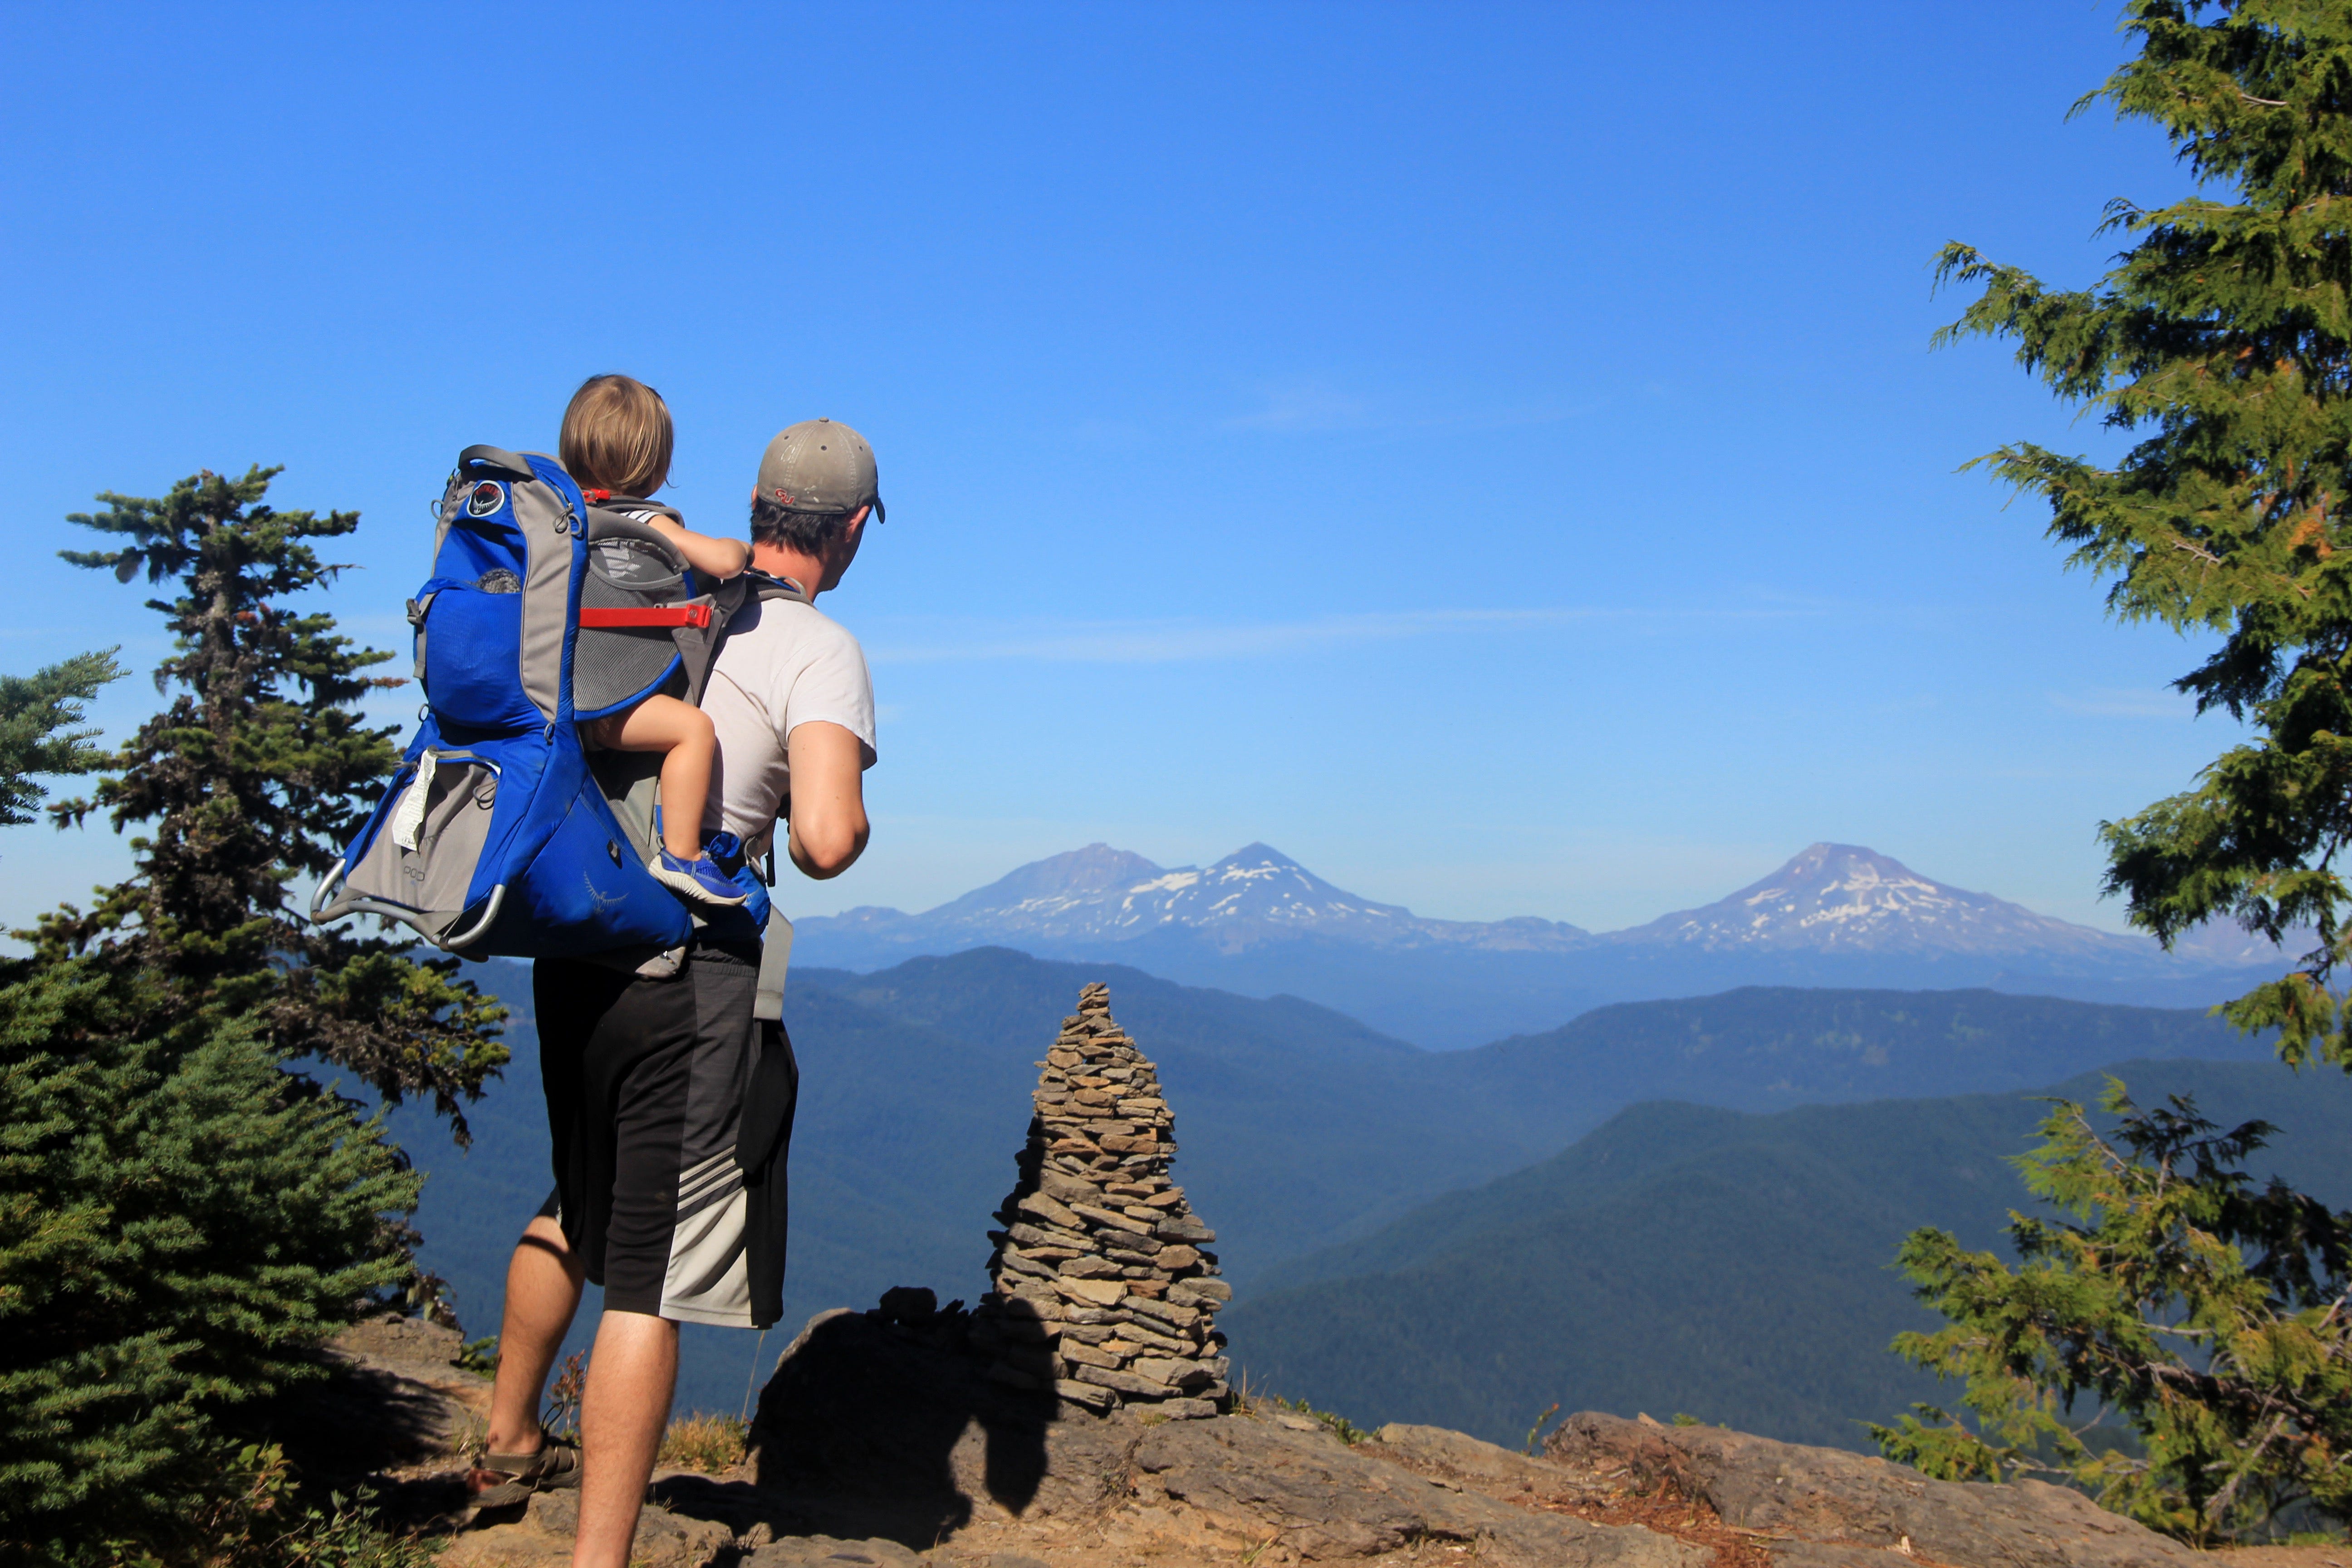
[572,1308,678,1568]
[486,1215,586,1455]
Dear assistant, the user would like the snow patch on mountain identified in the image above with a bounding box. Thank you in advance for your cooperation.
[815,842,1588,953]
[799,839,2283,972]
[1606,843,2149,958]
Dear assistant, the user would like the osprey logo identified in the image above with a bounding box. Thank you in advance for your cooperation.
[582,869,628,913]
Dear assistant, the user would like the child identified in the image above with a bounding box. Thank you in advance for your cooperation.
[559,373,753,908]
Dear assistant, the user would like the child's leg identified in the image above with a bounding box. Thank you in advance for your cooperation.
[585,696,714,860]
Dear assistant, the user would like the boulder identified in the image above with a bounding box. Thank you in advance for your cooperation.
[1545,1411,2201,1568]
[1368,1422,1593,1509]
[1132,1415,1707,1568]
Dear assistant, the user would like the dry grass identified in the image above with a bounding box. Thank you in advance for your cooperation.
[656,1412,747,1473]
[1540,1490,1778,1568]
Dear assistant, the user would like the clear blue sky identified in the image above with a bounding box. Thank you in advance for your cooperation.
[0,1,2241,936]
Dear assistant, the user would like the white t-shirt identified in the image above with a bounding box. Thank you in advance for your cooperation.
[700,592,875,855]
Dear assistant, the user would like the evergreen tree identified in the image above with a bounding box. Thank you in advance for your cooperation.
[1886,5,2352,1538]
[0,645,426,1554]
[34,466,505,1135]
[1932,1,2352,1069]
[1873,1085,2352,1542]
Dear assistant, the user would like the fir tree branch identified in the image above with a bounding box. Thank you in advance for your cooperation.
[0,648,123,830]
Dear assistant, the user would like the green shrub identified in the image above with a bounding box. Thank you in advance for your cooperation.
[43,1442,442,1568]
[0,958,420,1548]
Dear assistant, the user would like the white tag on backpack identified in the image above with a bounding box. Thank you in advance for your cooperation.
[392,753,438,852]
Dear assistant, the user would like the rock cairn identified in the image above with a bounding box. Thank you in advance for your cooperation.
[970,982,1234,1418]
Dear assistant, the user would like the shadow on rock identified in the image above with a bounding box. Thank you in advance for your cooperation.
[742,1289,1062,1548]
[249,1314,487,1532]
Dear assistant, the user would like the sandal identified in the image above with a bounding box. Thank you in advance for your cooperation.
[470,1430,583,1507]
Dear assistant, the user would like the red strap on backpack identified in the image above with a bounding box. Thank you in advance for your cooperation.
[578,605,714,629]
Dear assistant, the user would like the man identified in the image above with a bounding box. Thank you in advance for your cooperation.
[474,419,883,1568]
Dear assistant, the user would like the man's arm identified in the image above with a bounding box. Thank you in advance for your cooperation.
[785,720,870,879]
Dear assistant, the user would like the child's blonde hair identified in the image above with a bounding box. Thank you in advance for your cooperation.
[559,374,673,496]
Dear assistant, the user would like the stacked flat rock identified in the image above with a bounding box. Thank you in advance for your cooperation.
[970,982,1234,1419]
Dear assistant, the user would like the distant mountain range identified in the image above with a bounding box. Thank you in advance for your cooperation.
[795,842,2286,1047]
[1225,1057,2352,1453]
[801,841,1591,956]
[405,950,2274,1417]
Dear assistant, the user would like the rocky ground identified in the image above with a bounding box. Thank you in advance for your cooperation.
[302,1306,2345,1568]
[258,1311,492,1527]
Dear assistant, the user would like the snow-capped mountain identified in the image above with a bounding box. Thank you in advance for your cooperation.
[1604,843,2152,959]
[810,840,2206,963]
[794,840,2282,1049]
[812,842,1590,954]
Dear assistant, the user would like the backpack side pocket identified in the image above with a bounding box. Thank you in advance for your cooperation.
[420,587,541,731]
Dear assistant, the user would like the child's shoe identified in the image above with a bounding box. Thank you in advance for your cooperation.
[652,848,750,907]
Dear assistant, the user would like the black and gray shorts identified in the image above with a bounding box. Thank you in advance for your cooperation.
[533,941,798,1328]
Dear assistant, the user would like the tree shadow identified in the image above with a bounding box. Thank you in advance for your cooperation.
[244,1315,485,1532]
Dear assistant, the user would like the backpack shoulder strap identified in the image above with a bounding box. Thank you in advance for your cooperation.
[718,571,808,1000]
[721,569,810,610]
[675,570,806,706]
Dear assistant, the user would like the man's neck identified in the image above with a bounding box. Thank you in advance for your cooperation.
[750,542,825,600]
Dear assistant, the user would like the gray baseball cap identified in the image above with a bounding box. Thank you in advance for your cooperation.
[753,418,884,522]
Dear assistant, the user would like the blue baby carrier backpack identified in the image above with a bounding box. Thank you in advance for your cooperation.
[312,445,791,972]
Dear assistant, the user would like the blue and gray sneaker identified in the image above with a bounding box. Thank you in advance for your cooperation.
[651,848,749,907]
